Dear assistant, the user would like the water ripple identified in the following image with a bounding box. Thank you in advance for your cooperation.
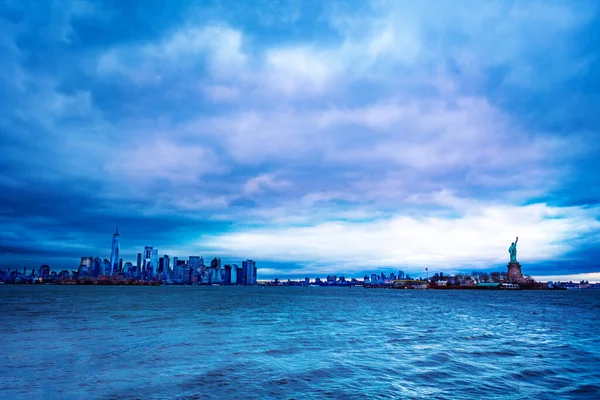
[0,286,599,399]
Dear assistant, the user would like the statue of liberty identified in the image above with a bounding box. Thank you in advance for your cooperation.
[508,236,518,263]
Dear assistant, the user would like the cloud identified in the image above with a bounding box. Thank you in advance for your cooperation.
[264,47,338,96]
[202,200,600,271]
[1,0,599,276]
[97,25,246,84]
[243,173,291,195]
[104,139,225,184]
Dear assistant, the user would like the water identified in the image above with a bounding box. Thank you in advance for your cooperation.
[1,286,599,399]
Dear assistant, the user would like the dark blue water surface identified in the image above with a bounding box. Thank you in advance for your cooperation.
[1,286,599,399]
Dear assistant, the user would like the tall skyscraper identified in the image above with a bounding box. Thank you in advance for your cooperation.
[231,264,239,285]
[151,249,158,271]
[136,253,142,272]
[143,246,152,274]
[242,260,256,285]
[109,224,120,275]
[92,257,103,277]
[223,265,231,284]
[163,255,170,279]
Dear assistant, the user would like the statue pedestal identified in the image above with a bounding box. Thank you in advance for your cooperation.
[507,262,524,282]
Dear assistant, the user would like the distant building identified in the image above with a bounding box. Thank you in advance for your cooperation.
[91,257,103,277]
[210,257,222,283]
[80,256,92,275]
[242,260,256,285]
[142,246,158,279]
[38,265,50,280]
[124,261,133,273]
[109,224,120,275]
[102,259,111,276]
[189,256,201,274]
[163,255,170,278]
[231,264,239,285]
[143,246,152,273]
[136,253,142,272]
[223,265,232,284]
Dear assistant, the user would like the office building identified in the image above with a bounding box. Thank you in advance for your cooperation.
[109,224,120,275]
[242,260,256,285]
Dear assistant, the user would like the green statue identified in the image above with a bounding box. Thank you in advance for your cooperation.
[508,236,518,263]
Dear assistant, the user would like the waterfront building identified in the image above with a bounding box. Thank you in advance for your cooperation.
[163,255,170,279]
[223,265,232,284]
[151,249,158,270]
[79,256,93,275]
[102,259,111,276]
[189,256,201,281]
[136,253,142,272]
[142,246,159,279]
[38,265,50,280]
[77,264,88,277]
[91,257,103,277]
[210,257,222,284]
[109,224,120,275]
[241,260,256,285]
[58,270,70,280]
[184,266,193,285]
[172,264,183,283]
[231,264,239,285]
[124,261,133,273]
[143,246,152,273]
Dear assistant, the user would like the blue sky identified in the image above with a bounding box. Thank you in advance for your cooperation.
[1,0,599,279]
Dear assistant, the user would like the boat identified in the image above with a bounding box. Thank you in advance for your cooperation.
[212,284,220,287]
[501,283,520,290]
[412,284,429,289]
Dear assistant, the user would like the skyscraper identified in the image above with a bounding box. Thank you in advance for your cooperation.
[242,260,256,285]
[163,255,170,279]
[136,253,142,272]
[80,256,93,275]
[151,249,158,271]
[231,264,239,285]
[109,224,120,275]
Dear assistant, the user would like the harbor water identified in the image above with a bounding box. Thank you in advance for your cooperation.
[1,286,599,399]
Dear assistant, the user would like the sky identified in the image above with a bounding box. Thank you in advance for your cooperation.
[1,0,599,280]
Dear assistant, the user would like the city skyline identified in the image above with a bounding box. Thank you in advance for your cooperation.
[1,1,599,282]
